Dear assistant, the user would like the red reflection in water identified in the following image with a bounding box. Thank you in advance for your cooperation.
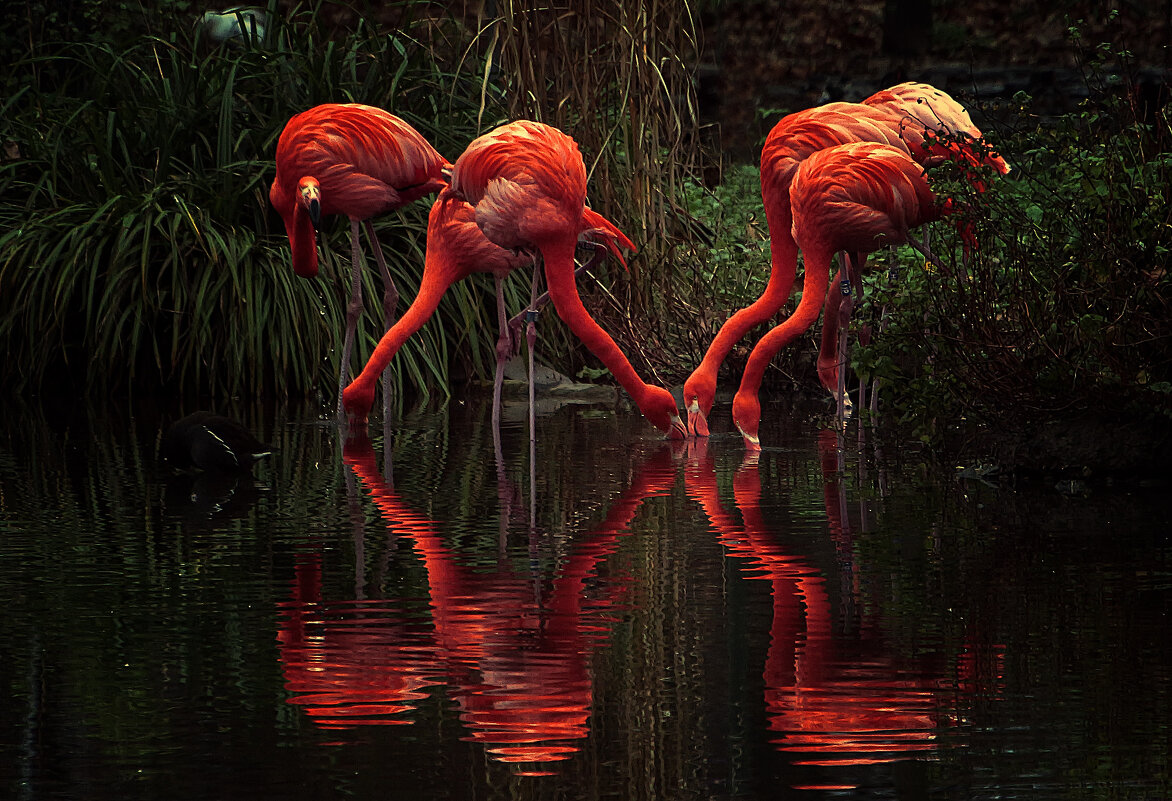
[277,434,678,773]
[277,554,444,727]
[684,436,939,771]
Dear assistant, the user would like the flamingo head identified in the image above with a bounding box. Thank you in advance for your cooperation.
[341,378,374,428]
[298,177,322,227]
[640,386,687,440]
[270,175,319,278]
[682,374,715,438]
[730,390,763,452]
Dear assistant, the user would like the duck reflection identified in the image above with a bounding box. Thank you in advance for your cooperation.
[278,433,679,774]
[684,436,939,771]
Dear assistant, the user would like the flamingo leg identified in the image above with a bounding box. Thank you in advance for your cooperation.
[337,219,366,418]
[502,244,604,445]
[364,219,399,428]
[835,254,854,433]
[851,254,868,442]
[526,265,543,446]
[506,244,601,355]
[817,267,846,398]
[492,276,511,437]
[870,248,899,417]
[905,232,939,268]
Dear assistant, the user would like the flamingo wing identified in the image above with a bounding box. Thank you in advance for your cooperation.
[790,142,941,255]
[452,121,588,251]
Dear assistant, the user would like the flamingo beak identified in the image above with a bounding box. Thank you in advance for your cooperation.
[737,425,761,452]
[686,399,710,438]
[668,414,687,440]
[300,181,322,228]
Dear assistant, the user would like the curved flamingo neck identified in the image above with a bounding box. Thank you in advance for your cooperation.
[290,205,319,277]
[343,266,455,416]
[686,194,798,410]
[737,240,834,398]
[541,237,655,408]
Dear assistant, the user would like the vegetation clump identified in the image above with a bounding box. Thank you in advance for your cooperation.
[851,40,1172,456]
[0,3,505,400]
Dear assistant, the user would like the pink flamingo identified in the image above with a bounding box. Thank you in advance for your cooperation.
[434,119,685,439]
[731,142,946,450]
[270,103,450,415]
[683,83,1007,437]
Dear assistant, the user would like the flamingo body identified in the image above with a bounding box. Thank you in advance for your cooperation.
[446,120,685,439]
[731,142,943,449]
[270,103,450,414]
[270,103,450,278]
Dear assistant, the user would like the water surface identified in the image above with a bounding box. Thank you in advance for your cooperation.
[1,396,1168,799]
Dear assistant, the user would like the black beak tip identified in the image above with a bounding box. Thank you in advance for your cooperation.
[308,198,321,227]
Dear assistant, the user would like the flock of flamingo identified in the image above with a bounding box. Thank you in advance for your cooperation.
[274,431,1005,774]
[269,82,1009,451]
[261,82,1014,773]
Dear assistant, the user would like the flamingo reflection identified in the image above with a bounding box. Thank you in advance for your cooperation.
[278,551,442,726]
[684,437,939,771]
[278,434,679,773]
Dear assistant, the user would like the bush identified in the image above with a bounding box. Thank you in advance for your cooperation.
[855,44,1172,435]
[0,3,511,402]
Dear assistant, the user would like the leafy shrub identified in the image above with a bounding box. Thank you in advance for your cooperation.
[0,3,510,402]
[855,46,1172,434]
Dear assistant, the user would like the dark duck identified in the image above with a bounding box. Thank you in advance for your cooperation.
[160,411,273,472]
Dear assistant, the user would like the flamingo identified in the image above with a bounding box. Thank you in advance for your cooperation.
[682,102,913,437]
[340,192,634,435]
[682,83,1007,437]
[813,82,1012,420]
[730,142,945,450]
[269,103,451,416]
[424,119,686,439]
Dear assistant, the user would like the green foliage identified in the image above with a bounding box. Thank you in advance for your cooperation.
[854,44,1172,433]
[0,2,507,402]
[678,164,770,314]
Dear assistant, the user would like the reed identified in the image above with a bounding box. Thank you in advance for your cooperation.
[480,0,712,383]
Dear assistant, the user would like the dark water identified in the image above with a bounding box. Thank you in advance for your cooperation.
[1,394,1169,800]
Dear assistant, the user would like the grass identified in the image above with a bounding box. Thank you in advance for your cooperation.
[0,2,524,403]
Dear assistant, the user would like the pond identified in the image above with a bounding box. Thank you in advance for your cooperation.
[1,392,1169,800]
